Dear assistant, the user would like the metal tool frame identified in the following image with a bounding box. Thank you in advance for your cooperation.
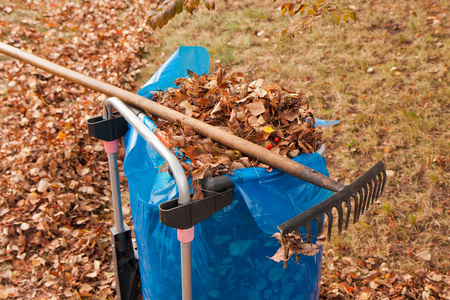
[101,97,193,300]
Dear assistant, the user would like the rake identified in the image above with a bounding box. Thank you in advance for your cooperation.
[278,161,386,243]
[0,42,386,266]
[196,158,386,269]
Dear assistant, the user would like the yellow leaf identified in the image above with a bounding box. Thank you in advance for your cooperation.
[58,131,67,140]
[261,126,275,133]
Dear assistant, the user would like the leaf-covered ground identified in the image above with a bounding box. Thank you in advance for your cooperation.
[0,0,151,298]
[0,0,449,299]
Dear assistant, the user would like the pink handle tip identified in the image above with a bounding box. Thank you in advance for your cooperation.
[104,140,119,154]
[177,227,195,243]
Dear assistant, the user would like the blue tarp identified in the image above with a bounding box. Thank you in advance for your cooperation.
[123,46,334,299]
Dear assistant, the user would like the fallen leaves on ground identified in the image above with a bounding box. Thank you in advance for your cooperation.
[0,0,151,298]
[320,253,450,299]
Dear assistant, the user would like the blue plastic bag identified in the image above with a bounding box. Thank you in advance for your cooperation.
[138,46,210,98]
[124,46,334,299]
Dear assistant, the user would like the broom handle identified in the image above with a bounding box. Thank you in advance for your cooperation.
[0,42,344,192]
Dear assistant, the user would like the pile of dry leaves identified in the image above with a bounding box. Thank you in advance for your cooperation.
[152,69,322,198]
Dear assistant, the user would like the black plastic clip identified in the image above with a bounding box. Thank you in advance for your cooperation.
[159,187,234,229]
[87,112,129,141]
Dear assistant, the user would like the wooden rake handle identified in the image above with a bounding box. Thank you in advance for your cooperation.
[0,42,344,192]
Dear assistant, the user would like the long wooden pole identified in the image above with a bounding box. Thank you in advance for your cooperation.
[0,42,343,192]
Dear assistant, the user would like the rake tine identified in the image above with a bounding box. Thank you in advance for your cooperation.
[343,198,351,230]
[357,188,367,219]
[352,192,359,225]
[354,189,362,219]
[304,222,313,243]
[372,172,383,205]
[354,191,361,222]
[355,178,369,219]
[365,181,374,216]
[377,170,387,201]
[370,177,377,205]
[370,178,378,207]
[361,185,370,218]
[316,216,324,239]
[376,176,382,202]
[336,203,344,235]
[325,210,333,242]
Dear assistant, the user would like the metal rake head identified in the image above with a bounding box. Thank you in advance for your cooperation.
[277,161,386,244]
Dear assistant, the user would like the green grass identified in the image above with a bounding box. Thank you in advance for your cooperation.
[138,0,450,274]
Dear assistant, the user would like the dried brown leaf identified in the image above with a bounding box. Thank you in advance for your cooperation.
[245,101,266,116]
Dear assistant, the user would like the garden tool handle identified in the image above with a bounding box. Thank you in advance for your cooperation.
[103,140,126,235]
[103,97,191,205]
[0,42,344,192]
